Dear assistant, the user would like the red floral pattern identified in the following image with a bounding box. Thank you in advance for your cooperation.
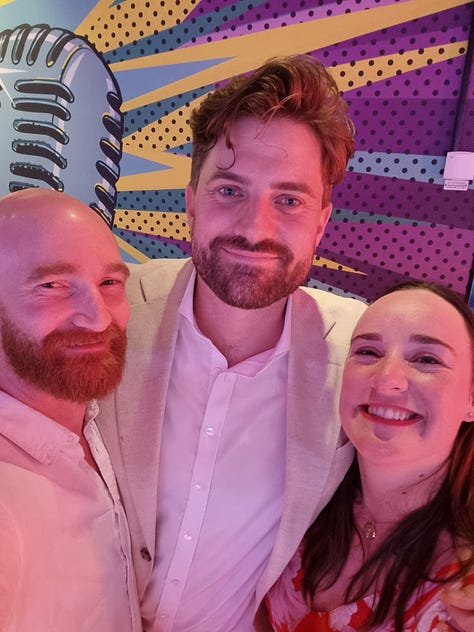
[266,549,474,631]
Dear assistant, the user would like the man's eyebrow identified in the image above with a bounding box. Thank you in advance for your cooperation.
[350,332,380,345]
[27,263,76,282]
[350,331,455,353]
[107,262,130,279]
[273,181,313,195]
[27,261,130,282]
[208,170,246,184]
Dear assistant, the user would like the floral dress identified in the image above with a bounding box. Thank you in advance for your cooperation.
[265,548,474,631]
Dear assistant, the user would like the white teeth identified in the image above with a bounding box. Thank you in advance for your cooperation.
[367,406,415,421]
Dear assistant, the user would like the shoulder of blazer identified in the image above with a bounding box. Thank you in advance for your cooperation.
[125,257,194,305]
[294,286,367,340]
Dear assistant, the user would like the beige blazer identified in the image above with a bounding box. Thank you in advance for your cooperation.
[97,257,366,624]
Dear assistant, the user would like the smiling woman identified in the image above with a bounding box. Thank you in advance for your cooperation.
[265,280,474,632]
[340,285,473,469]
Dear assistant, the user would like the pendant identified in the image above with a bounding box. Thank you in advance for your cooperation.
[362,520,376,540]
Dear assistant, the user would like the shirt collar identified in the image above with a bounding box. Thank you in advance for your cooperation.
[0,390,91,465]
[84,399,99,429]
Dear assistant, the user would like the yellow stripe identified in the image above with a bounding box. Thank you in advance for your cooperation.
[312,255,366,275]
[333,41,467,92]
[114,209,190,240]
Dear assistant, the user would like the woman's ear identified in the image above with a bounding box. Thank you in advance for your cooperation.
[465,392,474,423]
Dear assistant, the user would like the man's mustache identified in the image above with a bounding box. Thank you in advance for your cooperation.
[42,323,122,350]
[210,235,293,263]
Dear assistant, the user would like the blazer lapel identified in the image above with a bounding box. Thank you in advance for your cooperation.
[255,288,354,605]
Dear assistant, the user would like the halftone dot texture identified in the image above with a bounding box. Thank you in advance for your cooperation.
[73,0,473,301]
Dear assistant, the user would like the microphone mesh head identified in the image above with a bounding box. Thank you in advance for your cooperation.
[0,24,123,225]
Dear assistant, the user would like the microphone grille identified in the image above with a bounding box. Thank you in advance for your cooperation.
[0,23,123,225]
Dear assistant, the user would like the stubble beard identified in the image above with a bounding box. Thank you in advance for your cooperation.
[0,313,127,402]
[192,235,312,309]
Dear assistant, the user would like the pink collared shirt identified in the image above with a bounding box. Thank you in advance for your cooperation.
[141,271,291,631]
[0,391,141,632]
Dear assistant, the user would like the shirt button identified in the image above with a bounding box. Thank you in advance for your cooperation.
[194,482,203,490]
[205,427,215,436]
[140,547,152,562]
[171,578,180,586]
[158,613,169,619]
[183,532,193,541]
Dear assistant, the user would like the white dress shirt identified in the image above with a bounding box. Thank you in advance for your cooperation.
[0,391,141,632]
[141,271,291,631]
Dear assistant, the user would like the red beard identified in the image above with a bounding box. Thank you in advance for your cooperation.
[1,316,126,402]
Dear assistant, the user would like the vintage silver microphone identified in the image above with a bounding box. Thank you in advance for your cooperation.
[0,23,123,225]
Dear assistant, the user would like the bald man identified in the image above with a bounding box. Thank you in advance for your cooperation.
[0,189,140,631]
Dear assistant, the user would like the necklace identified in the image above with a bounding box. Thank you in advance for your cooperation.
[362,520,377,540]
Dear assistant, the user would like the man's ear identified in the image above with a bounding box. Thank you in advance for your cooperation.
[321,201,333,224]
[313,202,333,249]
[185,185,195,235]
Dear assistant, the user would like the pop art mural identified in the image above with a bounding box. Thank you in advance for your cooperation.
[0,0,472,303]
